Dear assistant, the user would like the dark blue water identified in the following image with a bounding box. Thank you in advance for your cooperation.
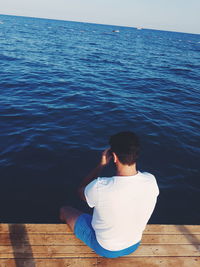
[0,14,200,223]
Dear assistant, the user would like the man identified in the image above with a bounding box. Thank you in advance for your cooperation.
[60,131,159,258]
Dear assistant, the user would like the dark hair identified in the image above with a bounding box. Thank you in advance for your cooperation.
[109,131,140,165]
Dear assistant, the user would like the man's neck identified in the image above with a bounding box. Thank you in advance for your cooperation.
[115,163,138,176]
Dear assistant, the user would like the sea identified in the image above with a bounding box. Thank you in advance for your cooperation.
[0,14,199,223]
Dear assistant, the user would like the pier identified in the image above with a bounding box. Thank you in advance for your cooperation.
[0,224,199,266]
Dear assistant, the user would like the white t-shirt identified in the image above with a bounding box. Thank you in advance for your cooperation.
[84,171,159,251]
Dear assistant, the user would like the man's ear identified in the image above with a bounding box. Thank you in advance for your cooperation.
[112,152,118,163]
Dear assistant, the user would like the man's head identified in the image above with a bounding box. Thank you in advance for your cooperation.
[109,131,140,166]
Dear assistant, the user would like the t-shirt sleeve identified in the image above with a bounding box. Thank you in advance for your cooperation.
[84,179,98,208]
[152,175,160,196]
[145,172,160,196]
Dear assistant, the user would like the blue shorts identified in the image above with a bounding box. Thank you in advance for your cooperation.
[74,213,140,258]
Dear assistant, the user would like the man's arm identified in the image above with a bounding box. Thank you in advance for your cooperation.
[78,148,112,202]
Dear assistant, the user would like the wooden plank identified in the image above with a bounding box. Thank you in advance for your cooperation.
[0,233,78,246]
[133,244,200,257]
[98,257,200,267]
[0,233,199,245]
[0,244,199,258]
[0,258,98,267]
[141,234,200,245]
[0,224,70,234]
[0,258,199,267]
[1,224,200,234]
[0,233,80,246]
[145,225,200,234]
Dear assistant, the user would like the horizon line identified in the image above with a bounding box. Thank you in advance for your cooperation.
[0,13,199,36]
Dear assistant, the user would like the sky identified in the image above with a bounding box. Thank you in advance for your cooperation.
[0,0,200,34]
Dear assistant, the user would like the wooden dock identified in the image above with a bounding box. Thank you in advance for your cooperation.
[0,224,199,266]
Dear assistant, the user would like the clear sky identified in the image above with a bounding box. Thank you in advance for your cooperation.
[0,0,199,34]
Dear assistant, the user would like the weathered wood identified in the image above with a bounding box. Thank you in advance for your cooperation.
[145,224,200,234]
[0,244,199,258]
[98,257,200,267]
[0,233,199,246]
[1,224,200,234]
[0,258,199,267]
[0,223,199,266]
[0,258,98,267]
[0,224,70,234]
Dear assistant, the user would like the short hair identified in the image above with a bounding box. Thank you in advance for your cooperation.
[109,131,140,165]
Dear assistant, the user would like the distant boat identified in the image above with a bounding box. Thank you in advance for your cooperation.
[112,30,120,33]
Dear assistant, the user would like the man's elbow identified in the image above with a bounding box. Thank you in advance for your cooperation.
[77,186,86,202]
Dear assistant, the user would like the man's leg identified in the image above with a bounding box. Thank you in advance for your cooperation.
[60,206,83,231]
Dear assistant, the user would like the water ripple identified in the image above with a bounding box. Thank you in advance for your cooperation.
[0,14,200,223]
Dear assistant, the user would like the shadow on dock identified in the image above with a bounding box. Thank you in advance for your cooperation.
[9,224,36,267]
[176,225,200,251]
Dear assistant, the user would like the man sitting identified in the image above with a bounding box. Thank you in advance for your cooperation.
[60,131,159,258]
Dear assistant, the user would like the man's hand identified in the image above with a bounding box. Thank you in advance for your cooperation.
[100,148,112,166]
[78,148,113,200]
